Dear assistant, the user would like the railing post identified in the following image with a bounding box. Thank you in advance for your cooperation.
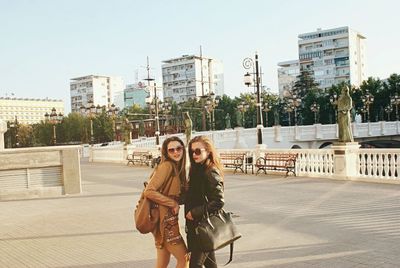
[274,125,281,142]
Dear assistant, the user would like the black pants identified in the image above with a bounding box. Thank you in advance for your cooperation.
[189,250,217,268]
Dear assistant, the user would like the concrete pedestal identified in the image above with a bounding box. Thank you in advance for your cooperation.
[332,142,360,179]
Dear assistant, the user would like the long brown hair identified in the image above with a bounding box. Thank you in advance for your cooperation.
[160,136,186,182]
[188,135,223,179]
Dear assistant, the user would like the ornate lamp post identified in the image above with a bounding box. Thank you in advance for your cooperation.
[361,90,374,122]
[390,94,400,121]
[263,102,272,127]
[284,104,293,126]
[243,52,263,145]
[107,104,119,141]
[160,100,172,133]
[384,104,393,121]
[9,116,19,148]
[45,107,63,145]
[330,93,338,123]
[145,83,161,146]
[204,92,220,130]
[237,101,249,127]
[310,102,320,124]
[291,93,302,125]
[80,101,100,145]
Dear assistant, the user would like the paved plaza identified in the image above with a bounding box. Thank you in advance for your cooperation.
[1,160,400,267]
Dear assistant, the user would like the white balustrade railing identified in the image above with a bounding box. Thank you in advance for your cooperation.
[358,149,400,180]
[89,144,400,183]
[295,149,334,177]
[127,121,400,150]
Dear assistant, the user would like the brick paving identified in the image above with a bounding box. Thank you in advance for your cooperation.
[1,161,400,267]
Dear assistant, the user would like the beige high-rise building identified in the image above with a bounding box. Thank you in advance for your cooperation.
[298,26,366,89]
[70,75,125,113]
[162,55,224,103]
[0,97,64,125]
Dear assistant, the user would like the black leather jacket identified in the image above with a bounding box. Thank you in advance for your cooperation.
[185,163,224,251]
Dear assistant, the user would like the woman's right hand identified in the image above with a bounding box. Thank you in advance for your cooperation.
[171,202,180,215]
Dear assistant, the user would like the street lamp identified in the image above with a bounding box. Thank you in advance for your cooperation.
[145,83,161,146]
[361,90,374,122]
[9,116,19,148]
[283,104,293,126]
[237,101,249,127]
[329,93,338,123]
[80,101,100,145]
[107,104,119,141]
[263,102,272,127]
[160,100,171,125]
[290,93,301,125]
[204,92,220,130]
[243,52,263,145]
[390,94,400,121]
[45,107,63,145]
[384,104,393,121]
[310,102,320,124]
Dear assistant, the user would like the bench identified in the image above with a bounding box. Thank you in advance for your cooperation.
[127,151,153,166]
[255,153,298,177]
[219,152,246,174]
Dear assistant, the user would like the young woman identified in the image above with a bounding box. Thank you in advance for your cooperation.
[144,136,189,268]
[185,136,224,268]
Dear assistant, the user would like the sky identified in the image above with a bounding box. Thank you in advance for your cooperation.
[1,0,399,113]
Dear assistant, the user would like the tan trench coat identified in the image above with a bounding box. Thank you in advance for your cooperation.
[143,161,182,248]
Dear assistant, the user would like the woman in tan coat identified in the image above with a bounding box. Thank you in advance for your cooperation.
[144,136,189,268]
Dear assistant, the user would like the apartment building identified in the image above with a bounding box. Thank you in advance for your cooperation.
[277,60,300,97]
[161,55,224,103]
[298,26,366,89]
[70,75,124,113]
[277,26,366,93]
[0,97,64,125]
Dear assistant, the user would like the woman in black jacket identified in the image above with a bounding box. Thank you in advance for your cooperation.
[185,136,224,268]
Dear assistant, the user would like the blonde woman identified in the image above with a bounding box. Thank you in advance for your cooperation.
[144,136,189,268]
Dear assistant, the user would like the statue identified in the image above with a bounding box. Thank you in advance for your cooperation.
[337,86,354,143]
[123,118,133,145]
[183,112,192,145]
[274,109,280,126]
[235,110,242,127]
[225,113,231,129]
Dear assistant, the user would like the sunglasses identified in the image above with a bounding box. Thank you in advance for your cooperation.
[192,148,206,156]
[167,146,183,154]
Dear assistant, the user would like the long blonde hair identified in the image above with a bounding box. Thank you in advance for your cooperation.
[188,135,223,179]
[160,136,186,182]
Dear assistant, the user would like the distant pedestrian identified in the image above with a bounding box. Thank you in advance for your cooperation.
[185,136,224,268]
[144,136,189,268]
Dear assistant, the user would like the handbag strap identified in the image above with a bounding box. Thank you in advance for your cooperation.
[206,242,234,266]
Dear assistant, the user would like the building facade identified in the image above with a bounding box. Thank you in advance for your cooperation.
[0,97,64,125]
[70,75,125,113]
[277,60,300,97]
[161,55,224,103]
[124,81,163,108]
[298,26,366,89]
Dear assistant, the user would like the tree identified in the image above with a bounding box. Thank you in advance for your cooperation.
[292,69,319,99]
[358,77,384,122]
[17,124,33,147]
[61,112,87,143]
